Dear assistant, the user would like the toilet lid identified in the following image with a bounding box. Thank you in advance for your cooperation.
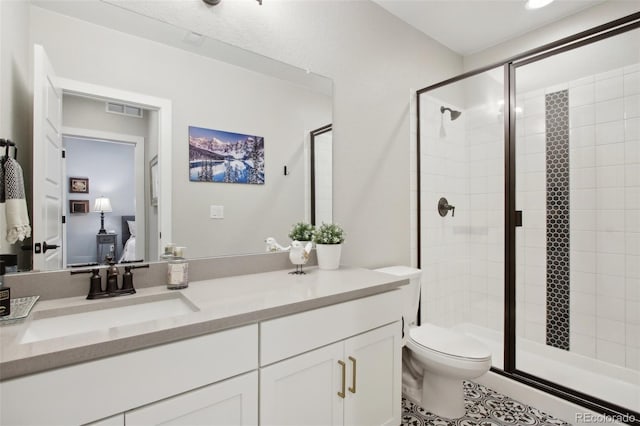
[409,324,491,360]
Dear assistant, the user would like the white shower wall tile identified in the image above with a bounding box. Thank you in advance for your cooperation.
[626,117,640,140]
[625,166,640,187]
[596,231,626,254]
[626,194,640,216]
[571,167,596,189]
[569,83,594,107]
[596,339,626,367]
[595,120,625,145]
[627,234,640,256]
[596,253,625,276]
[627,255,640,278]
[596,209,625,232]
[597,296,625,322]
[596,187,624,210]
[596,143,625,166]
[595,98,624,123]
[595,75,624,101]
[626,211,640,233]
[626,347,640,370]
[596,318,626,344]
[569,124,595,148]
[624,72,640,96]
[627,323,640,348]
[570,270,595,294]
[570,332,596,358]
[571,230,596,252]
[569,104,595,128]
[571,312,596,336]
[625,93,640,120]
[596,165,624,188]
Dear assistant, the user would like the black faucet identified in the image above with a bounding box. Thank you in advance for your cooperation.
[71,261,149,299]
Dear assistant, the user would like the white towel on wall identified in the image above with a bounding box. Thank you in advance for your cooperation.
[2,157,31,243]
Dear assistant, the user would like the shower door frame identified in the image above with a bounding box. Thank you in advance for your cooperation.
[416,11,640,422]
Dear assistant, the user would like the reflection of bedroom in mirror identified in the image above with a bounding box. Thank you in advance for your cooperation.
[63,94,154,267]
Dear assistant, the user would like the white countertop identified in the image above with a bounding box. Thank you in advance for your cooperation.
[0,266,407,380]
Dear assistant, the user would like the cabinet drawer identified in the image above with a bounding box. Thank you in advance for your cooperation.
[126,371,258,425]
[260,290,401,366]
[0,324,258,425]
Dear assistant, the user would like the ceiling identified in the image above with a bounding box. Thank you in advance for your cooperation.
[371,0,607,56]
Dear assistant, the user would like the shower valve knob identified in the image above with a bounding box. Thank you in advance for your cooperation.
[438,197,455,218]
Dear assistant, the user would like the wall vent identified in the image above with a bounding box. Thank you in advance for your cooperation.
[106,102,144,118]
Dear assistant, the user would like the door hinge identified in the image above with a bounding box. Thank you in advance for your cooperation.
[61,149,66,159]
[62,215,66,224]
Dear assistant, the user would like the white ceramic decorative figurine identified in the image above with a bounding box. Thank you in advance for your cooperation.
[289,241,312,274]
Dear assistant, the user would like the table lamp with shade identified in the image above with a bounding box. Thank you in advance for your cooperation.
[93,196,112,234]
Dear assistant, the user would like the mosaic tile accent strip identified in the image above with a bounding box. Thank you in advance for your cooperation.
[545,89,570,351]
[402,381,572,426]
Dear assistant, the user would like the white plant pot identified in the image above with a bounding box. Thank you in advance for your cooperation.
[316,244,342,270]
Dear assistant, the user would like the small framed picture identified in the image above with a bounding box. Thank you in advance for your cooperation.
[69,199,89,214]
[69,177,89,193]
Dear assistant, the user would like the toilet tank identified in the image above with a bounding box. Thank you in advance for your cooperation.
[374,266,421,341]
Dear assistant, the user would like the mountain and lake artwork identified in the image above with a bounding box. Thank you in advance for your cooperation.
[189,125,265,185]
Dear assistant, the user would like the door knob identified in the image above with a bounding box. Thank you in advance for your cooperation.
[42,241,60,253]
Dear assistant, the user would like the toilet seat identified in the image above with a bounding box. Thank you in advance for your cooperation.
[408,323,491,362]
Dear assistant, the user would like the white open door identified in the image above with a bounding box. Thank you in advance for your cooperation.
[32,44,63,271]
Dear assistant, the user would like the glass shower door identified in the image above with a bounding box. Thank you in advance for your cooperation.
[513,26,640,414]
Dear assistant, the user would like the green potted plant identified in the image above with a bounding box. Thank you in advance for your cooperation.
[288,222,314,242]
[313,222,345,270]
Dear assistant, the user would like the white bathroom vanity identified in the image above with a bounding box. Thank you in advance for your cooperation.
[0,267,406,425]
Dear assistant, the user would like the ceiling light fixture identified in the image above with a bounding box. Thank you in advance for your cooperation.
[202,0,221,5]
[525,0,554,10]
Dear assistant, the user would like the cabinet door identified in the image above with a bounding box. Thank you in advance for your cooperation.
[260,342,344,426]
[125,371,257,425]
[344,322,401,426]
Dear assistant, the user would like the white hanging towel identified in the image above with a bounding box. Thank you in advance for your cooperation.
[2,157,31,243]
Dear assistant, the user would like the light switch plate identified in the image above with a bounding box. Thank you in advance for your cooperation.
[210,205,224,219]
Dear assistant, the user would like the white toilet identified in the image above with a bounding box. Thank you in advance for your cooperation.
[375,266,492,419]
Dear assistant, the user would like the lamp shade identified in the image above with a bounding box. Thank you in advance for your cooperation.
[93,197,112,213]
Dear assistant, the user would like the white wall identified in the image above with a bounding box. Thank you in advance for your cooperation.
[29,6,333,259]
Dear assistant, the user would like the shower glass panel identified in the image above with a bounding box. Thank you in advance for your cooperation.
[514,26,640,412]
[418,67,505,368]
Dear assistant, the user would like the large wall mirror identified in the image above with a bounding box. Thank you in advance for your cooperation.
[15,0,333,272]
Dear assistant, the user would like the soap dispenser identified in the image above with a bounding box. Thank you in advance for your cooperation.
[167,246,188,290]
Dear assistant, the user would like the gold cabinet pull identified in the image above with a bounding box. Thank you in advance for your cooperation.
[348,356,357,394]
[337,360,346,398]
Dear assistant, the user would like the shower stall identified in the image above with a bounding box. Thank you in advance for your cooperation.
[416,12,640,421]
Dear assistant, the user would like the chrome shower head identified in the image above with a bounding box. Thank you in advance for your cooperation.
[440,106,462,121]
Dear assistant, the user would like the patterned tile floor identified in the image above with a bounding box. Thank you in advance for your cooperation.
[402,381,572,426]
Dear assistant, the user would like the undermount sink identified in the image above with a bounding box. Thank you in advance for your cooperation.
[19,293,198,344]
